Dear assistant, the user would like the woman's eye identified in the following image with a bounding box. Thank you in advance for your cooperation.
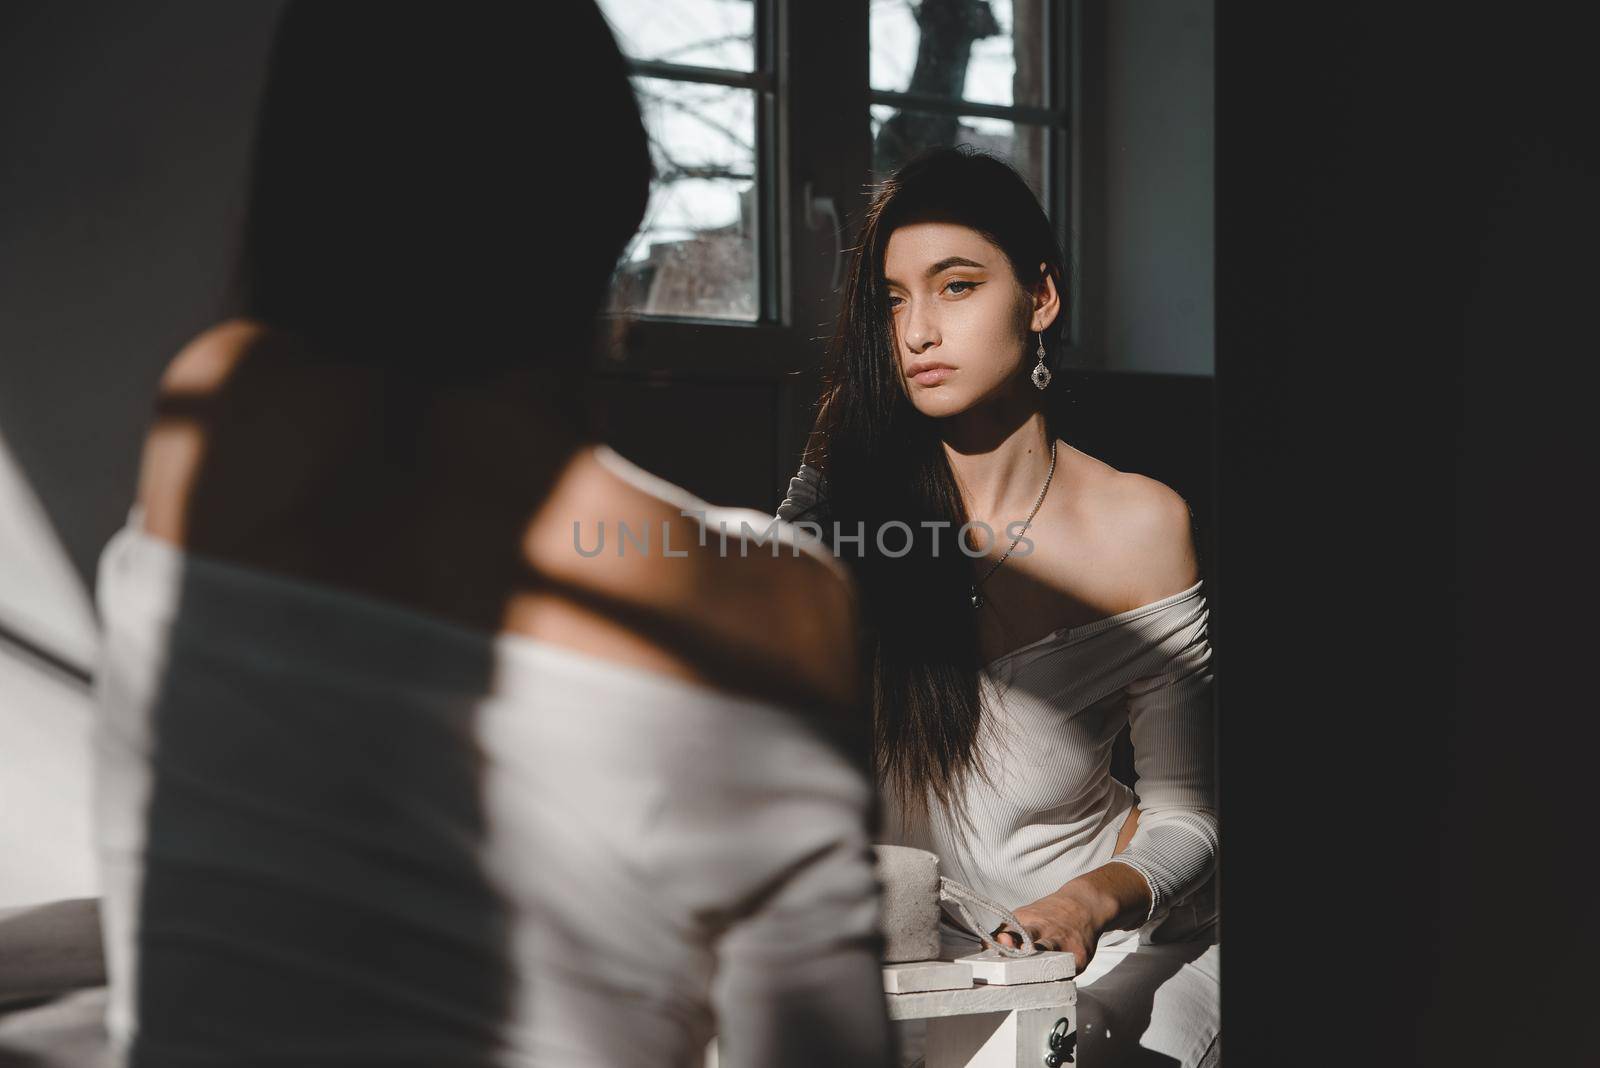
[888,294,906,309]
[944,280,978,296]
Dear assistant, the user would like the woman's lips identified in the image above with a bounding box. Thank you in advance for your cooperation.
[911,366,953,386]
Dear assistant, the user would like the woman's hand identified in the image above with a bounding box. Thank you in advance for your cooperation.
[993,887,1105,975]
[993,854,1153,975]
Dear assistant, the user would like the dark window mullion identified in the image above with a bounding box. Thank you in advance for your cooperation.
[1050,0,1073,254]
[754,0,779,323]
[621,6,778,326]
[625,58,770,92]
[868,89,1061,128]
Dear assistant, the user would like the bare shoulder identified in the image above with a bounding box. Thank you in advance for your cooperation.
[156,318,282,395]
[1057,443,1198,605]
[137,319,312,542]
[1099,468,1200,602]
[730,512,860,692]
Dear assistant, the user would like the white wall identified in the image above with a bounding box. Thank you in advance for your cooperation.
[0,648,98,910]
[1099,0,1215,376]
[0,424,100,908]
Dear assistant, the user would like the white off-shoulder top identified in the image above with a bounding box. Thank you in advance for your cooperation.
[93,486,888,1066]
[778,462,1217,945]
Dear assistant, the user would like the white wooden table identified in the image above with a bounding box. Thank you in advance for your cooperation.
[884,952,1077,1068]
[704,952,1078,1068]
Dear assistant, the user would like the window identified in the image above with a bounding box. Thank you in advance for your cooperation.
[591,1,1072,501]
[598,1,1070,335]
[870,0,1066,210]
[597,0,771,322]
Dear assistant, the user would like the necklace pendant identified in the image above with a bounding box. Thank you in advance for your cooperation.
[970,586,984,609]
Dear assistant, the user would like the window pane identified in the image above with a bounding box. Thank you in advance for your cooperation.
[612,78,759,321]
[871,0,1046,108]
[871,105,1046,202]
[597,0,755,72]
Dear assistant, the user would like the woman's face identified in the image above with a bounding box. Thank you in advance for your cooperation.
[883,222,1058,420]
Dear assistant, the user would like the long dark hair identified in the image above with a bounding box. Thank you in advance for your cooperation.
[232,3,650,374]
[815,147,1067,813]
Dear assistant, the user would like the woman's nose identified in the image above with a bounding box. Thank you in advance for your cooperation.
[902,304,939,353]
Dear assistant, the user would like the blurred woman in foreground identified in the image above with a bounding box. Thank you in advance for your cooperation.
[93,5,889,1065]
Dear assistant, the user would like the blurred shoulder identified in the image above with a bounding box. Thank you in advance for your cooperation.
[156,318,308,397]
[138,320,316,544]
[519,447,860,709]
[713,506,859,688]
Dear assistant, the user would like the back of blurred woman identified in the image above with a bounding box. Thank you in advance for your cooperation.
[92,5,890,1065]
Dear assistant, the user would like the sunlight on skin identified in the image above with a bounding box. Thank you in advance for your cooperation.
[883,220,1057,423]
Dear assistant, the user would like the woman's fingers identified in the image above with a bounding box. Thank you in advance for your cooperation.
[992,923,1046,952]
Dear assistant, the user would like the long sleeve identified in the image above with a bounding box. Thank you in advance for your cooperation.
[775,463,830,527]
[1104,600,1218,926]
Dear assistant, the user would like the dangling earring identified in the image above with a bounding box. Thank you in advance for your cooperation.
[1031,331,1052,390]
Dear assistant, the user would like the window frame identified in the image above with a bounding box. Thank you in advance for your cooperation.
[596,1,1077,492]
[866,1,1075,346]
[617,1,780,326]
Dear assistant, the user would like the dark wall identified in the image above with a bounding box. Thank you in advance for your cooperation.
[1050,369,1215,574]
[1215,5,1594,1063]
[0,1,1217,581]
[1099,0,1214,376]
[0,1,285,590]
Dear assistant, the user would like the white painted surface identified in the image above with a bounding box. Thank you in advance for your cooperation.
[0,647,99,909]
[0,435,97,672]
[0,421,103,910]
[927,1005,1077,1068]
[883,960,976,994]
[958,948,1076,986]
[885,977,1075,1022]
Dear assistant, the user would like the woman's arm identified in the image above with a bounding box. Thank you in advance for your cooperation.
[997,611,1216,970]
[995,805,1154,966]
[1098,632,1217,925]
[998,484,1215,969]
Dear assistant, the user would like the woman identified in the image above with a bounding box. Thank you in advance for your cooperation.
[779,148,1219,1067]
[92,5,890,1066]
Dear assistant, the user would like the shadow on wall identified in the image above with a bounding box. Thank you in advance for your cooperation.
[0,0,284,926]
[0,1,285,592]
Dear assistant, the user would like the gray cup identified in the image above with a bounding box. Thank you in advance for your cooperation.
[872,844,943,963]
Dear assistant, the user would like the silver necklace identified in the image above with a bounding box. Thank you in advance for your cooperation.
[970,440,1057,609]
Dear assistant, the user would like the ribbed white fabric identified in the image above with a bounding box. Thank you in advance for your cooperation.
[93,513,888,1067]
[883,580,1217,931]
[778,463,1218,932]
[780,463,1219,1066]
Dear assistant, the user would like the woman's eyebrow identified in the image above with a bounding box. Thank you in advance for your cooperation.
[883,256,988,287]
[925,256,986,276]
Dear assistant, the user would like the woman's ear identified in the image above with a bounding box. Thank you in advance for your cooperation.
[1029,261,1062,333]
